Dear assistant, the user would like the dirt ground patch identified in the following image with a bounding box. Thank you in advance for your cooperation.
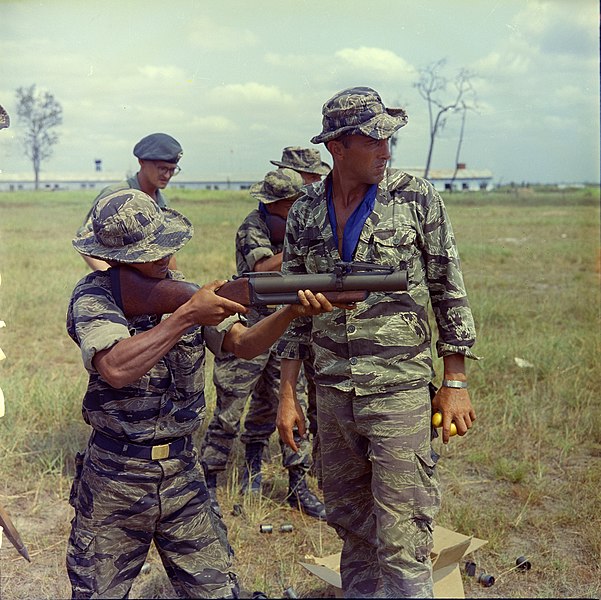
[1,444,599,599]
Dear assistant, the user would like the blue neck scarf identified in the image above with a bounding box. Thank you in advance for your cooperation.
[327,181,377,261]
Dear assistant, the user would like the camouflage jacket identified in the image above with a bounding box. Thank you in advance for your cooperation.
[276,169,477,395]
[66,269,233,443]
[235,208,282,324]
[77,174,168,236]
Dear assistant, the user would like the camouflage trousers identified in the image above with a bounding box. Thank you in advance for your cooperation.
[201,348,317,474]
[317,385,441,598]
[67,437,239,599]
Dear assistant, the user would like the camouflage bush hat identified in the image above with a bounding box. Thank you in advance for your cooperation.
[311,86,408,145]
[270,146,330,175]
[250,168,304,204]
[133,133,183,163]
[72,189,193,263]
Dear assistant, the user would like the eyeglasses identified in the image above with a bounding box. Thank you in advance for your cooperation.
[154,163,181,177]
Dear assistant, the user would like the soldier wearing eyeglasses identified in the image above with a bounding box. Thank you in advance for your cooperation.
[77,132,183,271]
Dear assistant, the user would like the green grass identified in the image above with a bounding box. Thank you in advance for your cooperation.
[0,187,599,598]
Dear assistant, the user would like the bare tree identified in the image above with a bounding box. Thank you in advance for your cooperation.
[449,101,469,190]
[414,59,476,179]
[15,85,63,190]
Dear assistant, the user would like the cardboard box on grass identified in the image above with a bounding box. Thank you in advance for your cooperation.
[300,525,488,599]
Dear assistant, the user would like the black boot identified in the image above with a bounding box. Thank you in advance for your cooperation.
[240,442,264,495]
[287,466,326,520]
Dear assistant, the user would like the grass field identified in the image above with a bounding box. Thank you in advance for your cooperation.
[0,185,599,598]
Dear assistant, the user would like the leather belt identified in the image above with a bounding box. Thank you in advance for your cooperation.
[91,430,190,460]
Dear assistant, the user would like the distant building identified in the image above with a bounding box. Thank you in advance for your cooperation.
[0,172,259,193]
[0,164,494,193]
[401,164,494,192]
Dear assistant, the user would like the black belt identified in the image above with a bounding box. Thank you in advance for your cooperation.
[91,430,191,460]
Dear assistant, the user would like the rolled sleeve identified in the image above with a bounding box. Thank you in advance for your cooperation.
[80,325,130,372]
[437,341,480,360]
[236,211,276,273]
[204,315,244,358]
[247,247,273,270]
[67,272,131,373]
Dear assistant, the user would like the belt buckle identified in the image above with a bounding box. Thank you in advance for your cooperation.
[151,443,170,460]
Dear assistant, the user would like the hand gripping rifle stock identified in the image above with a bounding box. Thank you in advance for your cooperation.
[109,262,407,318]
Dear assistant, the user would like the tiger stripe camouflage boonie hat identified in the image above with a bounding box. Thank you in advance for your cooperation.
[72,189,193,263]
[250,168,304,204]
[311,86,408,145]
[270,146,330,175]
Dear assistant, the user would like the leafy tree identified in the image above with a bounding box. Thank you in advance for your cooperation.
[415,59,476,179]
[15,85,63,190]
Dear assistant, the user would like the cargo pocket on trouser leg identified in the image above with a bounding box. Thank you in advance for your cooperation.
[66,515,97,599]
[69,452,85,509]
[167,501,239,599]
[209,502,235,559]
[413,449,441,564]
[67,512,141,599]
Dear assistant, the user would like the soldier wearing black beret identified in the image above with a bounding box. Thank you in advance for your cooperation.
[77,132,183,271]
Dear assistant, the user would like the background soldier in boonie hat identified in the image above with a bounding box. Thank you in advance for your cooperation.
[201,168,327,521]
[276,86,478,597]
[67,188,335,599]
[270,146,330,184]
[77,132,184,272]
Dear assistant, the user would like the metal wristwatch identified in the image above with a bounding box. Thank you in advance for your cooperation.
[442,379,468,389]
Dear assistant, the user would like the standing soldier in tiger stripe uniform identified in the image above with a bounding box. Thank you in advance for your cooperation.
[276,87,479,598]
[201,164,328,520]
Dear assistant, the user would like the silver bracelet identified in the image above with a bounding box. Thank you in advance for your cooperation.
[442,379,468,389]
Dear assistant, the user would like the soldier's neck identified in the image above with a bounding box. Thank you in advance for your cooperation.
[136,172,158,202]
[330,168,370,209]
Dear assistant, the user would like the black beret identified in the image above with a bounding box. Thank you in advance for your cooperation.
[133,133,183,163]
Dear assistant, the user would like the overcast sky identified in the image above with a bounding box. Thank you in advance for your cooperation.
[0,0,599,185]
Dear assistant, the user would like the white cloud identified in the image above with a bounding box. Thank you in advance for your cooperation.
[474,1,598,82]
[207,82,295,107]
[138,65,188,80]
[335,47,416,81]
[189,115,237,134]
[473,50,532,79]
[515,0,598,56]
